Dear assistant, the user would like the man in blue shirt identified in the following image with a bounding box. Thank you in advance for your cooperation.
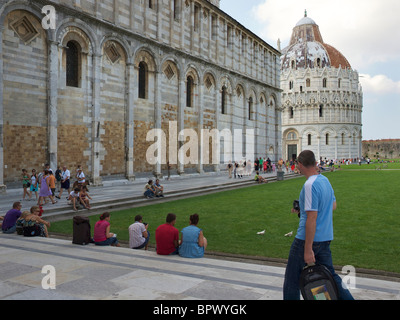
[283,150,354,300]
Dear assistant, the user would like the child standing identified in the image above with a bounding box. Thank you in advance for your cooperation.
[21,169,30,201]
[29,169,39,201]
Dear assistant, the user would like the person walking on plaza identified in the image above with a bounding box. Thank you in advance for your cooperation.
[21,169,30,201]
[38,170,57,206]
[227,161,233,178]
[283,150,354,300]
[57,165,71,199]
[29,169,39,201]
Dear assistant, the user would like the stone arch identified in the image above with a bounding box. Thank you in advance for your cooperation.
[283,128,300,161]
[134,47,157,72]
[203,71,217,92]
[100,34,131,64]
[247,88,257,121]
[185,64,200,85]
[57,19,97,55]
[219,75,233,115]
[134,47,157,101]
[161,56,181,82]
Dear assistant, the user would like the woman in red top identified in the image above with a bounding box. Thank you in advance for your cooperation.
[93,212,120,247]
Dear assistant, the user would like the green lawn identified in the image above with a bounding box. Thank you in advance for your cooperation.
[337,159,400,170]
[50,170,400,274]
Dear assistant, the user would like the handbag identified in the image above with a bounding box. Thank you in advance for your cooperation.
[23,224,41,237]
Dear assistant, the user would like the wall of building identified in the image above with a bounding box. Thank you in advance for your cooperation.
[363,140,400,159]
[0,0,281,185]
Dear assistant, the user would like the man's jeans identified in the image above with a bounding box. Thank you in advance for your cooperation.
[283,238,354,300]
[2,225,16,234]
[144,189,154,198]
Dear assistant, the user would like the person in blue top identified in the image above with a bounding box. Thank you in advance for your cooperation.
[283,150,354,300]
[179,214,207,258]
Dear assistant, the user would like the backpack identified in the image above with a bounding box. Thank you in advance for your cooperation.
[299,264,339,300]
[72,216,92,245]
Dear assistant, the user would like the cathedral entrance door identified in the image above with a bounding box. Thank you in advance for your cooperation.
[288,145,297,161]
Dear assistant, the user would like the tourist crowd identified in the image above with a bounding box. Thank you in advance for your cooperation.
[1,201,207,259]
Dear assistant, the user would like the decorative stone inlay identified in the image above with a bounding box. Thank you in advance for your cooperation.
[10,16,39,44]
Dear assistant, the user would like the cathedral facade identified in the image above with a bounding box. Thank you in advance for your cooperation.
[281,13,363,162]
[0,0,281,187]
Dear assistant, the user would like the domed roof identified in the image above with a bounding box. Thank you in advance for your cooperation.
[281,41,331,70]
[281,13,351,71]
[295,16,317,27]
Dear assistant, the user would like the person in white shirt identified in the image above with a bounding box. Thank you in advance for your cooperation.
[67,188,80,211]
[76,168,85,186]
[129,215,150,250]
[57,166,71,199]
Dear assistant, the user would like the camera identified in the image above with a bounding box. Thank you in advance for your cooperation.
[293,200,300,211]
[293,200,300,218]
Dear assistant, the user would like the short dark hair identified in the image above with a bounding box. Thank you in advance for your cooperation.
[166,213,176,224]
[189,213,199,225]
[13,201,21,209]
[297,150,316,168]
[135,215,143,222]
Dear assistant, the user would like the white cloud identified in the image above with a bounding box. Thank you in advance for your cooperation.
[252,0,400,70]
[360,74,400,95]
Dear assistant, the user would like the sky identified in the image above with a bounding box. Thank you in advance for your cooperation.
[220,0,400,140]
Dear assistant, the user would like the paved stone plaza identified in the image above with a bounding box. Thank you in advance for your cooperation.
[0,172,400,300]
[1,234,400,301]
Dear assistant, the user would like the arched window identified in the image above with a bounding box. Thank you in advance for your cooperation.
[319,105,323,118]
[248,97,253,120]
[289,81,294,90]
[138,61,147,99]
[322,78,327,88]
[341,133,345,145]
[186,76,194,108]
[221,86,227,114]
[66,41,80,87]
[306,78,311,87]
[290,107,294,119]
[173,0,179,20]
[326,133,329,145]
[308,134,312,146]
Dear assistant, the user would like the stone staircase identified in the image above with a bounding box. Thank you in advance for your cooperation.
[46,173,299,222]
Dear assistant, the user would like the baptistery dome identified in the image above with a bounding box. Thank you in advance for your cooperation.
[280,12,363,163]
[281,12,351,71]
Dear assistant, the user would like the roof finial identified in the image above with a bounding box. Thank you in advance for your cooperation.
[305,9,307,17]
